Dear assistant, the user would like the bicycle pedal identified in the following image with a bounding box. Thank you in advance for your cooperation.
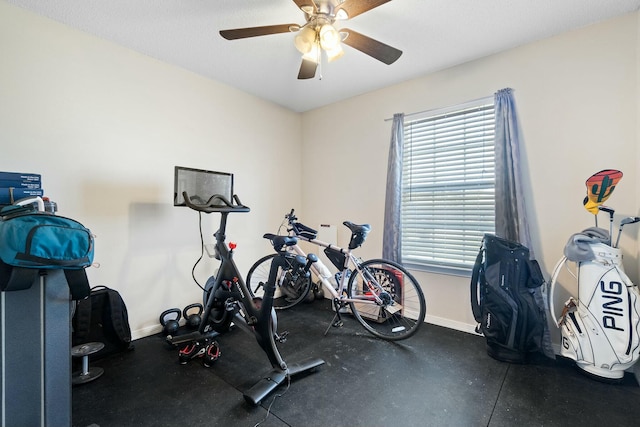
[332,320,344,328]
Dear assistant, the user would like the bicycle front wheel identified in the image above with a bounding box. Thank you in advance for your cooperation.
[347,259,426,340]
[246,253,312,310]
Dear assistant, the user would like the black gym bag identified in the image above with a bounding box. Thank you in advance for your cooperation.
[72,286,134,359]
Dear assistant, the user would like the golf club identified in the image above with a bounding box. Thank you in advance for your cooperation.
[614,216,640,248]
[598,205,615,245]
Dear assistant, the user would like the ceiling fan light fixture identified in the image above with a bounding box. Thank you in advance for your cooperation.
[325,44,344,62]
[302,43,321,64]
[294,25,317,54]
[319,24,340,50]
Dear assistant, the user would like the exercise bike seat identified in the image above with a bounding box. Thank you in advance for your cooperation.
[263,233,297,251]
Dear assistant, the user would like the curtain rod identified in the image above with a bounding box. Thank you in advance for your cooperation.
[383,94,494,122]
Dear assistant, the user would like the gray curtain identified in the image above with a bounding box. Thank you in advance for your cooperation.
[494,88,533,254]
[382,113,404,263]
[494,88,554,359]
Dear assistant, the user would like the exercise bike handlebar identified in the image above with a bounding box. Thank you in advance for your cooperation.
[182,191,250,213]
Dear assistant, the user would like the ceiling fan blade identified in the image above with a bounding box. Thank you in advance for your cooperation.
[292,0,317,14]
[341,28,402,64]
[220,24,298,40]
[336,0,392,20]
[298,58,318,79]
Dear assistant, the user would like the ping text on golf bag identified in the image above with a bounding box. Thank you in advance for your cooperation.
[550,228,640,380]
[470,234,547,363]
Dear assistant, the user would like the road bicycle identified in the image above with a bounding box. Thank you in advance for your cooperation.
[246,209,426,341]
[169,194,323,405]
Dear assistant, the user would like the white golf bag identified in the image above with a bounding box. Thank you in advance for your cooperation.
[549,239,640,380]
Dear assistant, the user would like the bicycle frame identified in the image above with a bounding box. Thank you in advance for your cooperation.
[288,233,397,311]
[244,210,426,340]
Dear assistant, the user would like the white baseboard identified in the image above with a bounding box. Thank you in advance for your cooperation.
[132,324,163,341]
[425,314,480,335]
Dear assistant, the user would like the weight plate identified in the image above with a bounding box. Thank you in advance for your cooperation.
[72,367,105,385]
[71,342,105,357]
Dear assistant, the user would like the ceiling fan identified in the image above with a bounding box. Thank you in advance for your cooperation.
[219,0,402,79]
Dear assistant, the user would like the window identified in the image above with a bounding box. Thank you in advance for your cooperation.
[401,98,495,275]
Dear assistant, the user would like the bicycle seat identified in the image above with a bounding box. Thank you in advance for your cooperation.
[343,221,371,250]
[343,221,371,234]
[263,233,297,251]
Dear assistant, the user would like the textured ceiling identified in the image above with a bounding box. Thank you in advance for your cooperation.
[6,0,640,112]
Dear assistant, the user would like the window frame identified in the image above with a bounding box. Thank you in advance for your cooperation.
[400,96,496,276]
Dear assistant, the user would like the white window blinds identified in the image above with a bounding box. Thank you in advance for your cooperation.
[401,99,495,274]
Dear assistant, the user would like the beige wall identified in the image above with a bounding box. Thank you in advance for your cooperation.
[0,2,303,338]
[2,1,639,343]
[301,12,640,334]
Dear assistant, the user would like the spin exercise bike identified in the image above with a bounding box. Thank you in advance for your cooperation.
[167,191,324,405]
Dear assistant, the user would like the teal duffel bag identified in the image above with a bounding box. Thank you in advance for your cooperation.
[0,204,94,299]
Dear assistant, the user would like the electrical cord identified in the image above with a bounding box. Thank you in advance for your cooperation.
[191,211,206,291]
[185,206,296,427]
[253,372,291,427]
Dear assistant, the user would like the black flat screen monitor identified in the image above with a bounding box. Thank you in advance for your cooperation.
[173,166,234,207]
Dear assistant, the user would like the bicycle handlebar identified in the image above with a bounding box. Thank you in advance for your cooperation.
[182,191,250,213]
[284,209,369,250]
[285,208,318,238]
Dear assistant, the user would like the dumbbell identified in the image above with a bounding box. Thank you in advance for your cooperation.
[183,303,203,330]
[71,342,105,385]
[159,308,181,336]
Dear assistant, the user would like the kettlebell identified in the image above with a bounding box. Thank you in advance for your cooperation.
[183,303,203,330]
[159,308,181,336]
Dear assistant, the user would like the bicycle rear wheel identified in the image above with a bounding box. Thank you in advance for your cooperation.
[246,253,312,310]
[347,259,426,340]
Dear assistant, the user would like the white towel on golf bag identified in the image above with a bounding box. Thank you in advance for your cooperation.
[556,243,640,380]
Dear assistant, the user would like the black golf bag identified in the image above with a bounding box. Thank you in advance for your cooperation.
[471,234,548,363]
